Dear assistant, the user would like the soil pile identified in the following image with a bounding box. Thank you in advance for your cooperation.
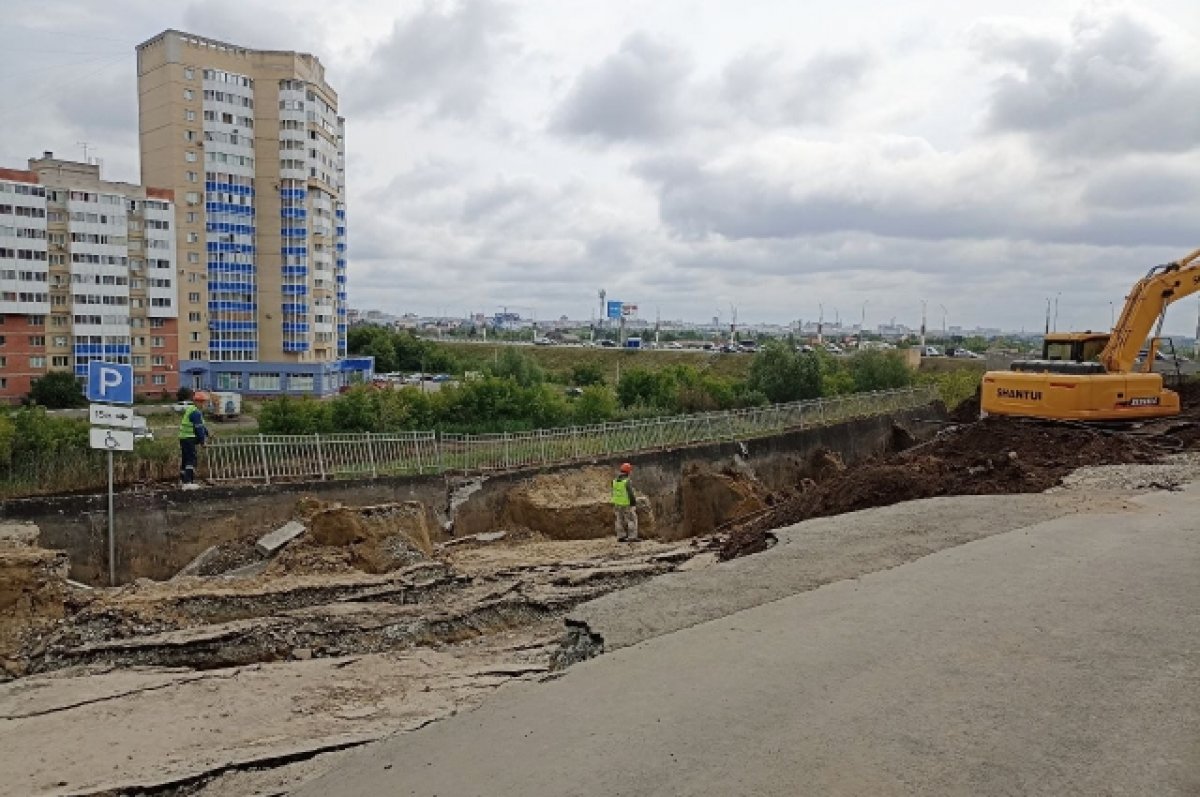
[680,464,769,536]
[725,418,1158,550]
[505,468,654,540]
[0,542,70,674]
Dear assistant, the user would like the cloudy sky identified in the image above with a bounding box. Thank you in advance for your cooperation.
[3,0,1199,333]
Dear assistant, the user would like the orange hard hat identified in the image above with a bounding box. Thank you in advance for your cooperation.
[620,463,633,473]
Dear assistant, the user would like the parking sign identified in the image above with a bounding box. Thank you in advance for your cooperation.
[86,361,135,405]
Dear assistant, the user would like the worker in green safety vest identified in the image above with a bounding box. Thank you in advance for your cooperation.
[177,387,209,491]
[611,462,639,542]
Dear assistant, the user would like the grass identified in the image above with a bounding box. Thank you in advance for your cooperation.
[440,341,753,384]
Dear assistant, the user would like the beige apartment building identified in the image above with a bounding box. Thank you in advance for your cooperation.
[0,155,179,404]
[136,29,352,395]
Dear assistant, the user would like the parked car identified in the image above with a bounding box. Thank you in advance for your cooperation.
[824,343,845,355]
[533,337,553,346]
[668,341,684,349]
[598,339,618,347]
[921,346,944,357]
[949,348,983,359]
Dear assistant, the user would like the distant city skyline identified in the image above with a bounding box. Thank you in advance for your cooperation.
[2,2,1198,336]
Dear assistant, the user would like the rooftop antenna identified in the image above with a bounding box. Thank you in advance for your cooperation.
[76,142,92,163]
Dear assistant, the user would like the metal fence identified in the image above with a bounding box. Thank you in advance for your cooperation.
[200,386,938,484]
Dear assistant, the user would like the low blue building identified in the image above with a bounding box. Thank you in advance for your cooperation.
[179,357,375,396]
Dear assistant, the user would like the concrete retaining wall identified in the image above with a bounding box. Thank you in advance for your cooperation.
[0,404,945,585]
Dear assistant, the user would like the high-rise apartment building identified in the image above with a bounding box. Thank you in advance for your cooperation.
[0,155,179,404]
[136,30,353,395]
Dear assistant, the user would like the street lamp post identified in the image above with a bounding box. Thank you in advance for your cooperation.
[1053,292,1061,332]
[939,304,948,346]
[859,300,869,349]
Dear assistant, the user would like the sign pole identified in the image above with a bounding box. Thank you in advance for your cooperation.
[108,449,115,587]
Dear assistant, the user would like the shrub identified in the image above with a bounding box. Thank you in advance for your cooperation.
[29,371,86,409]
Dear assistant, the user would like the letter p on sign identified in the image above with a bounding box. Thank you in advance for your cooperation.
[86,361,135,406]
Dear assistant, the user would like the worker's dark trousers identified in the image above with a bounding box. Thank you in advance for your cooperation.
[180,439,197,484]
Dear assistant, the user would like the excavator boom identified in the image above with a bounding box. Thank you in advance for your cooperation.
[981,248,1200,422]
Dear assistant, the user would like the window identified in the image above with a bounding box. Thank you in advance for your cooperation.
[187,251,199,263]
[189,350,206,360]
[185,151,197,162]
[186,171,198,183]
[52,336,67,347]
[289,373,315,392]
[186,212,199,223]
[0,336,5,346]
[189,331,201,342]
[51,356,69,367]
[132,355,147,367]
[184,67,195,80]
[0,357,6,367]
[29,335,44,346]
[185,109,196,122]
[188,292,200,303]
[186,232,199,243]
[249,373,281,391]
[27,315,44,326]
[185,192,200,205]
[183,89,194,100]
[0,378,5,389]
[152,374,166,385]
[151,336,165,347]
[216,372,242,390]
[185,130,197,142]
[188,312,202,322]
[152,355,166,366]
[133,375,146,386]
[29,355,45,368]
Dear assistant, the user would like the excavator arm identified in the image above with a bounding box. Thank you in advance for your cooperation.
[1101,247,1200,373]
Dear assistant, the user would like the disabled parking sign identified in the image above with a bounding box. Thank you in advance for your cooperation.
[86,361,134,405]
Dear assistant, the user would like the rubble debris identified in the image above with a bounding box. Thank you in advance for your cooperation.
[0,544,70,676]
[0,522,39,548]
[172,545,221,580]
[718,528,778,561]
[256,521,308,557]
[548,619,604,671]
[440,531,509,549]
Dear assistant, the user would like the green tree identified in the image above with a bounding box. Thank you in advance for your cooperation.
[363,335,399,374]
[616,368,676,409]
[258,396,333,434]
[572,385,618,424]
[29,371,86,409]
[746,343,822,403]
[846,350,912,392]
[569,362,605,387]
[488,347,544,387]
[330,386,377,432]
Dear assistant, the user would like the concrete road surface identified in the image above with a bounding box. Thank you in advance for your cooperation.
[295,488,1200,797]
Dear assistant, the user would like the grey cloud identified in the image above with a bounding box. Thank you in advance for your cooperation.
[1082,162,1200,209]
[182,0,319,52]
[461,178,540,223]
[551,33,692,142]
[347,0,515,120]
[634,150,1197,249]
[973,8,1200,156]
[721,50,873,126]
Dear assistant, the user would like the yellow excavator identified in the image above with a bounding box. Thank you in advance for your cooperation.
[982,247,1200,421]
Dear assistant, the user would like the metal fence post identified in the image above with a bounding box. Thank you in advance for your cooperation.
[314,433,327,480]
[257,435,271,485]
[539,429,548,466]
[365,432,378,478]
[504,433,511,469]
[435,433,445,475]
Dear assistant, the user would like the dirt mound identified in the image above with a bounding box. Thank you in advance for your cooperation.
[724,418,1158,550]
[680,464,769,536]
[505,468,654,540]
[0,545,70,675]
[949,391,982,423]
[278,503,433,575]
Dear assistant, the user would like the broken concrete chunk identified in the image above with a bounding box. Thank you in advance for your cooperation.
[0,523,39,548]
[256,521,307,557]
[171,545,221,580]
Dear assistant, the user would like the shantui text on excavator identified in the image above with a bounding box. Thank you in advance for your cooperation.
[981,247,1200,421]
